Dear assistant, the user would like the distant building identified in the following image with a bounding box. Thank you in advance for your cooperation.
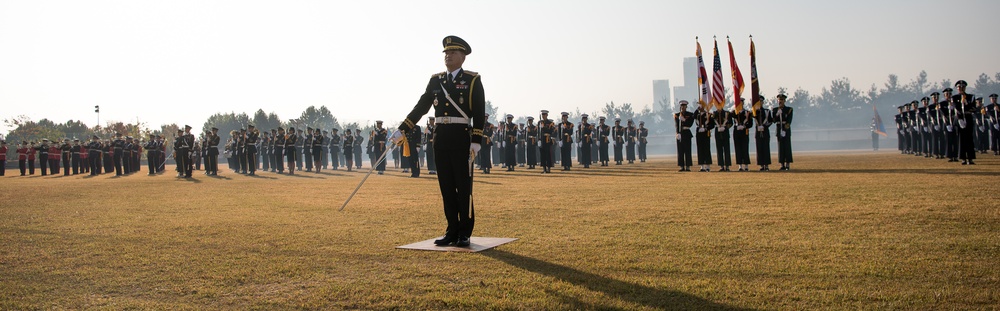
[651,80,671,112]
[670,57,698,111]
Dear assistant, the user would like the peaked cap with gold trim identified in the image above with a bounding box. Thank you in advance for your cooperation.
[443,35,471,55]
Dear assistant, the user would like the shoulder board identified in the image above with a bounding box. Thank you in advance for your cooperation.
[463,70,479,77]
[432,71,446,78]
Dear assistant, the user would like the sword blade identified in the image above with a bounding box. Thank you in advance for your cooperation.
[339,130,398,212]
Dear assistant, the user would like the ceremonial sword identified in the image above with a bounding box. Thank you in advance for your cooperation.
[339,129,399,211]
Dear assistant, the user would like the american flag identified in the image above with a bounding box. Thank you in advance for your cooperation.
[728,37,745,113]
[696,38,710,111]
[711,38,725,111]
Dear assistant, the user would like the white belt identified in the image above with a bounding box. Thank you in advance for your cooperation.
[436,116,469,125]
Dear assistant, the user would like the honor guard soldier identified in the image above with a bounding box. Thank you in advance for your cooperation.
[49,141,61,175]
[894,105,905,154]
[353,129,364,169]
[694,105,715,172]
[942,88,962,161]
[259,131,270,172]
[637,121,649,163]
[713,108,732,171]
[273,128,285,173]
[928,92,945,158]
[733,99,753,171]
[181,126,196,177]
[124,136,135,174]
[479,114,494,173]
[517,123,527,167]
[144,134,158,175]
[953,80,977,164]
[907,101,920,156]
[975,97,988,153]
[330,129,341,170]
[88,136,102,175]
[131,136,141,173]
[304,127,314,172]
[525,116,538,169]
[596,116,611,166]
[558,112,574,171]
[773,94,794,170]
[0,140,6,176]
[390,35,485,247]
[372,121,388,175]
[205,127,222,176]
[71,139,83,174]
[112,134,125,176]
[17,142,28,176]
[245,125,260,175]
[26,141,37,175]
[173,130,186,177]
[424,117,437,174]
[59,139,72,175]
[343,129,354,171]
[405,123,421,177]
[503,114,518,171]
[311,128,324,173]
[284,127,298,174]
[675,101,694,171]
[919,97,933,157]
[538,110,556,173]
[612,118,625,165]
[577,114,593,168]
[321,130,330,169]
[753,99,773,171]
[988,94,999,155]
[36,139,49,176]
[625,119,637,164]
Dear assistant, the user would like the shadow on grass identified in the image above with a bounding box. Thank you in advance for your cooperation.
[791,168,998,176]
[482,250,753,311]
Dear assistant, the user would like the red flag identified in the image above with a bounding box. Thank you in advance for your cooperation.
[728,37,745,113]
[711,38,725,110]
[696,38,710,111]
[750,36,761,117]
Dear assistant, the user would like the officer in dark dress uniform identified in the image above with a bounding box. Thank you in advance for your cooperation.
[88,136,103,175]
[637,121,648,163]
[625,119,637,164]
[953,80,977,164]
[245,125,259,175]
[524,117,537,169]
[773,94,794,170]
[675,101,694,171]
[112,134,125,176]
[557,112,574,171]
[372,121,388,175]
[204,127,219,175]
[928,92,945,158]
[181,126,195,177]
[144,134,157,175]
[919,97,933,157]
[70,139,82,175]
[894,106,905,153]
[539,111,556,173]
[941,88,960,162]
[321,130,330,169]
[517,123,527,167]
[59,139,71,175]
[342,129,354,171]
[36,139,49,176]
[311,128,323,173]
[406,124,421,177]
[713,108,733,171]
[304,127,314,172]
[284,127,298,174]
[353,129,364,169]
[577,114,593,168]
[612,118,625,165]
[391,35,485,247]
[754,102,773,171]
[975,97,988,153]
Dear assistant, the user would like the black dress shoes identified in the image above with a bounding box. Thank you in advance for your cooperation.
[434,236,457,246]
[455,236,470,247]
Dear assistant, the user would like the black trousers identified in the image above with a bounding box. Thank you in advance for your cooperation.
[560,142,572,168]
[305,148,313,170]
[715,130,731,166]
[677,133,692,167]
[246,146,258,173]
[598,142,608,163]
[479,145,492,169]
[922,130,933,155]
[62,153,71,175]
[613,142,623,163]
[285,147,297,172]
[433,127,473,239]
[312,146,322,172]
[540,143,553,167]
[946,129,958,158]
[207,148,218,173]
[50,158,58,175]
[755,129,771,165]
[734,129,750,165]
[958,127,976,160]
[71,153,80,174]
[113,149,123,175]
[147,151,157,173]
[505,142,517,168]
[626,142,636,161]
[696,132,712,165]
[27,159,35,175]
[408,148,420,177]
[0,160,5,176]
[638,141,647,161]
[580,141,591,167]
[275,149,284,172]
[330,147,340,168]
[343,150,353,170]
[991,128,1000,152]
[425,146,436,171]
[123,152,132,174]
[777,129,793,164]
[38,154,47,175]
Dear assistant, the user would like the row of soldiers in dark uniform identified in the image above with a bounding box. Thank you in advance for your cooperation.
[674,94,794,172]
[894,80,999,164]
[475,111,649,174]
[5,134,169,177]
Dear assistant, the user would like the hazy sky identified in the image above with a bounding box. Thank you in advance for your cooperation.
[2,0,998,134]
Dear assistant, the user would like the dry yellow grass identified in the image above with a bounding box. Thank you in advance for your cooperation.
[1,151,998,310]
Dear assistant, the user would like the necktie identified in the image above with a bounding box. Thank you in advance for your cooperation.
[447,73,454,83]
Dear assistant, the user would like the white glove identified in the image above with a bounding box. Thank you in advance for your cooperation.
[500,142,505,148]
[757,126,764,131]
[675,133,680,141]
[958,120,967,128]
[946,125,953,132]
[979,126,986,132]
[470,142,481,156]
[994,124,999,130]
[934,125,940,131]
[389,131,404,145]
[717,127,724,133]
[558,142,563,148]
[737,125,745,130]
[779,132,786,138]
[537,141,541,147]
[697,127,706,133]
[416,148,421,153]
[422,144,427,150]
[573,143,578,148]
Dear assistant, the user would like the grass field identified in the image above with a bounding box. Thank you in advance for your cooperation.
[1,151,998,310]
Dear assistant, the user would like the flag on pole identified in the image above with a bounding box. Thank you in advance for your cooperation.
[749,36,761,117]
[711,37,725,111]
[696,38,711,111]
[872,104,887,136]
[728,37,745,113]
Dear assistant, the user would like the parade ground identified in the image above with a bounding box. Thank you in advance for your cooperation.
[1,151,997,310]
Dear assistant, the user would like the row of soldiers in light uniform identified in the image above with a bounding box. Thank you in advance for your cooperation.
[894,80,999,164]
[2,134,171,177]
[674,94,794,172]
[475,111,649,174]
